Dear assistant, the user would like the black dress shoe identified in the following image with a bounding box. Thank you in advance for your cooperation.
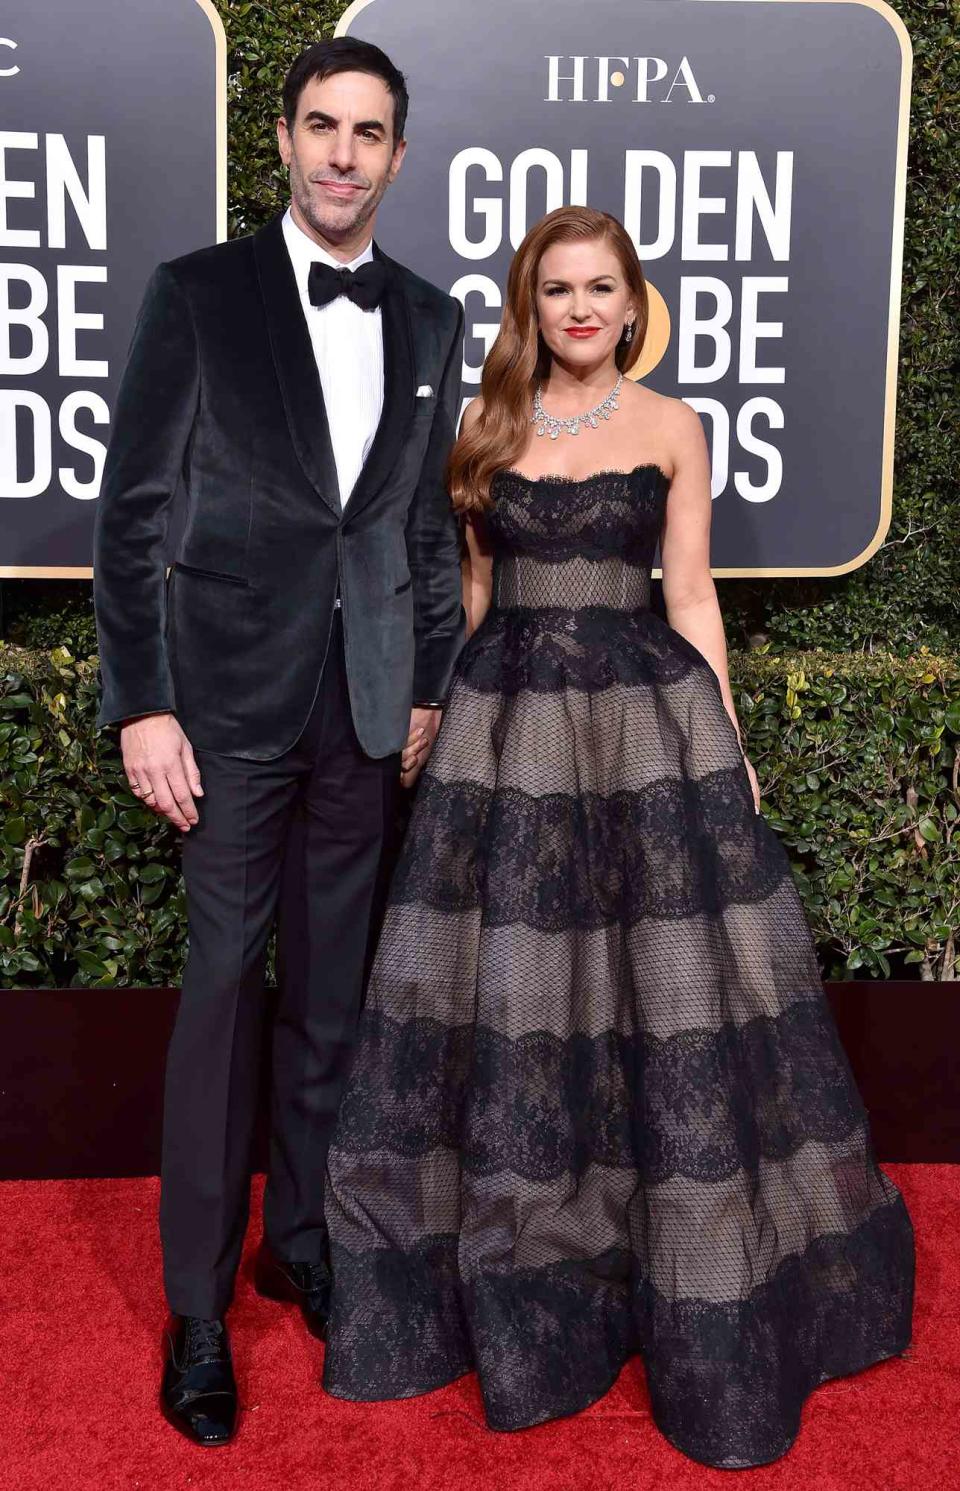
[254,1242,331,1340]
[161,1315,238,1446]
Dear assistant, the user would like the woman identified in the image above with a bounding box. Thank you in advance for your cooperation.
[321,207,914,1468]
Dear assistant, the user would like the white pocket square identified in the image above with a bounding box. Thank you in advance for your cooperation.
[416,384,434,397]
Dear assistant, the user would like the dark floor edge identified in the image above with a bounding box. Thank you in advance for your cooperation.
[0,982,957,1178]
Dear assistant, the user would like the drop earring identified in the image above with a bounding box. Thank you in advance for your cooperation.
[623,321,635,344]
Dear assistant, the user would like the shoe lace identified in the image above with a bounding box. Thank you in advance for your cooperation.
[185,1316,225,1363]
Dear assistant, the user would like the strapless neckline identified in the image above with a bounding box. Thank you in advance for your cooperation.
[496,463,671,488]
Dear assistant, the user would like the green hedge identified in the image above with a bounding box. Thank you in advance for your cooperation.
[2,643,957,987]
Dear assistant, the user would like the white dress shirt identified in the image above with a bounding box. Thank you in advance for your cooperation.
[281,207,385,507]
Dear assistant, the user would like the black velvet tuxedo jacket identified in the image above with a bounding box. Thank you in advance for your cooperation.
[93,213,466,760]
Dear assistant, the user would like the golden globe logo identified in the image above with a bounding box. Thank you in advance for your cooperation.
[545,55,713,104]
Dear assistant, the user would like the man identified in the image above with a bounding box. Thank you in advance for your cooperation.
[93,38,464,1445]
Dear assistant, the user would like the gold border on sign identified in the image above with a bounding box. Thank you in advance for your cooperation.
[195,0,228,245]
[1,0,228,578]
[335,0,378,31]
[339,0,914,580]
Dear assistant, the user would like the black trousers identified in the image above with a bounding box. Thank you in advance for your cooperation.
[160,615,399,1318]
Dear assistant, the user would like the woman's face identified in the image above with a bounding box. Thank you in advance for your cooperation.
[535,237,636,372]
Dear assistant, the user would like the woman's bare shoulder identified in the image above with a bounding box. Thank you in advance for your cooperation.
[660,395,708,470]
[617,383,701,477]
[461,396,485,431]
[621,381,695,426]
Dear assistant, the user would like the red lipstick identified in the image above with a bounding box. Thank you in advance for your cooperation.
[564,327,600,338]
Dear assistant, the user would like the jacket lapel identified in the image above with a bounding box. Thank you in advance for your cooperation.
[344,245,415,523]
[253,214,341,516]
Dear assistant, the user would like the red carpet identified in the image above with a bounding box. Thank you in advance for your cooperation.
[1,1164,955,1491]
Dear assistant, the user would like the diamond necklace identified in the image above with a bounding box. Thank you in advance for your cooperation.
[532,374,623,440]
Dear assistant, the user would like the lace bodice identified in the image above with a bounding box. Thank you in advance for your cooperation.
[488,464,670,614]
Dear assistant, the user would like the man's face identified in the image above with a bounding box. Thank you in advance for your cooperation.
[277,70,406,248]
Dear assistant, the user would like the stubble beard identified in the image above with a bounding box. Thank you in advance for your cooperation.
[289,154,389,248]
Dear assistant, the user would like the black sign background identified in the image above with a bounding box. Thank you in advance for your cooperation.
[0,0,223,576]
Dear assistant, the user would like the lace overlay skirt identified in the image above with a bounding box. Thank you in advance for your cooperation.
[322,602,914,1469]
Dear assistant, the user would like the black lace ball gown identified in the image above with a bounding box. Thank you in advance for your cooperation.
[322,465,914,1469]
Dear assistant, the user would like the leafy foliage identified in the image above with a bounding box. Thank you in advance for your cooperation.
[1,642,957,987]
[730,647,960,980]
[0,647,186,988]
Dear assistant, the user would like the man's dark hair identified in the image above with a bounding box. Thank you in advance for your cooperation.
[283,38,409,141]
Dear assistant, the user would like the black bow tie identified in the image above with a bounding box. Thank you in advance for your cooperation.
[308,258,387,312]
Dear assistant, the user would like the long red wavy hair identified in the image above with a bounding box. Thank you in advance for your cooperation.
[447,206,649,514]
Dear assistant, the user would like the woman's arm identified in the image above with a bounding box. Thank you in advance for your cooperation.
[659,401,760,808]
[462,514,494,636]
[457,398,495,637]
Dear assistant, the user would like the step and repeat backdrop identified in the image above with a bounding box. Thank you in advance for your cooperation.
[340,0,912,574]
[1,0,910,576]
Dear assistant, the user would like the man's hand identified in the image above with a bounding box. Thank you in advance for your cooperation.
[120,712,203,832]
[401,707,442,789]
